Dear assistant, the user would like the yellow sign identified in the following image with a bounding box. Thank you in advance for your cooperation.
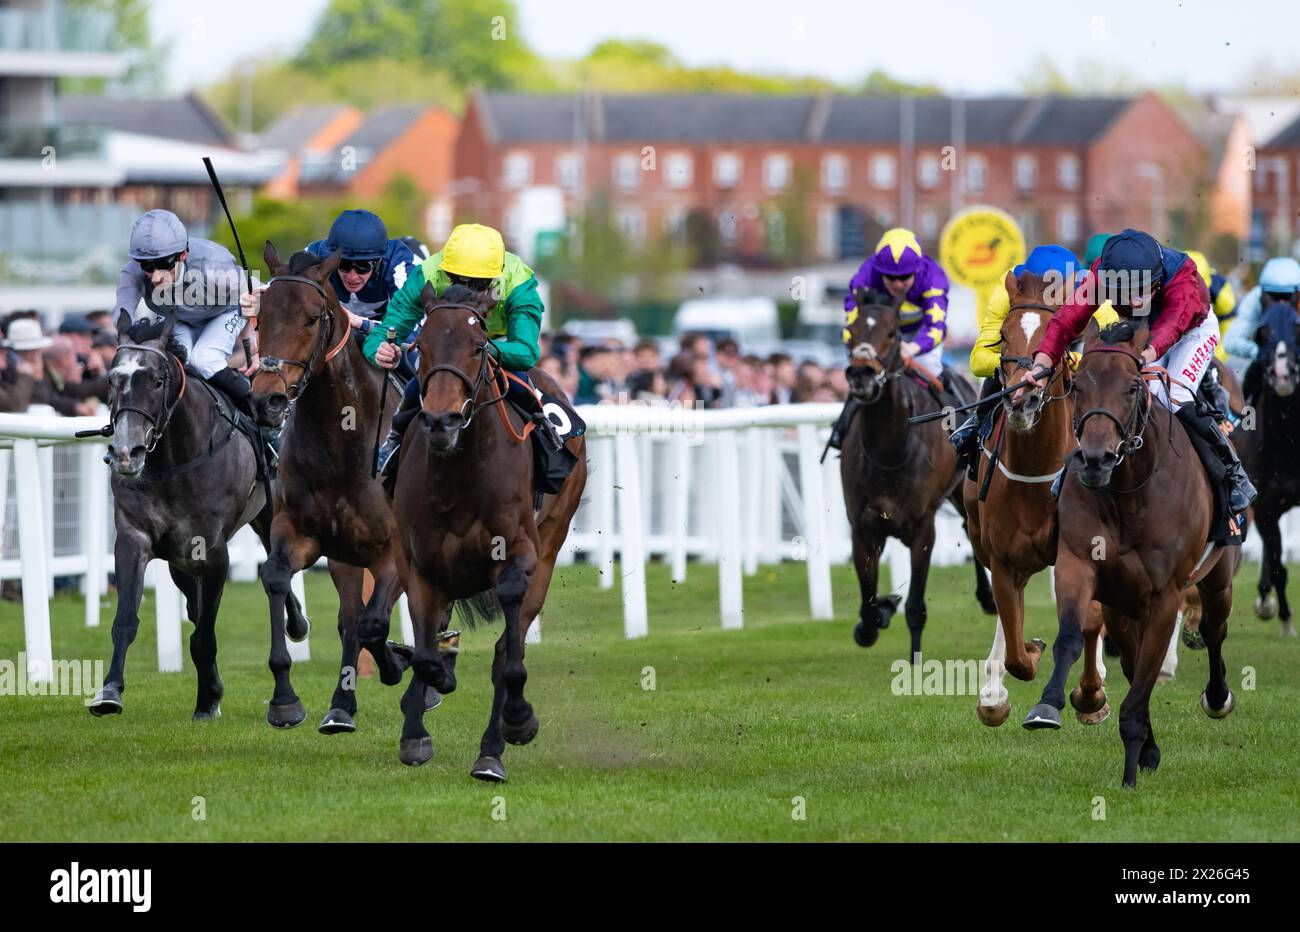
[940,207,1026,329]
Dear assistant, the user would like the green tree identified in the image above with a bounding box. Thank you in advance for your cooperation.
[62,0,164,93]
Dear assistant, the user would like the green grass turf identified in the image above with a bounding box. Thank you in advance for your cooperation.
[1,560,1297,841]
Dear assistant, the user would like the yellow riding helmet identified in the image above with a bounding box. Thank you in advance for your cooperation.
[440,223,505,279]
[1185,249,1213,288]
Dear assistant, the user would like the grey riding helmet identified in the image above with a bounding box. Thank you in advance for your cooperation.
[128,209,188,261]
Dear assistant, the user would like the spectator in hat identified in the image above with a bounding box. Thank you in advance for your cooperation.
[0,331,38,413]
[41,336,103,416]
[58,315,107,379]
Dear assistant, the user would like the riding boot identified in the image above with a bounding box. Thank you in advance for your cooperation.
[378,381,421,478]
[1175,403,1257,515]
[208,367,280,473]
[948,377,999,481]
[1202,369,1233,423]
[827,396,862,451]
[531,410,565,451]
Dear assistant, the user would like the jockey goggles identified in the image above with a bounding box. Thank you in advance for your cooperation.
[138,252,183,274]
[338,258,379,275]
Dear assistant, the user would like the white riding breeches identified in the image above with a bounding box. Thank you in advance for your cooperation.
[1149,310,1219,409]
[911,344,944,381]
[171,307,245,379]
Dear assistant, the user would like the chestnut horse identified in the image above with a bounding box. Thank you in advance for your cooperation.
[1052,318,1241,788]
[963,271,1110,728]
[840,290,996,659]
[390,285,587,782]
[249,244,412,731]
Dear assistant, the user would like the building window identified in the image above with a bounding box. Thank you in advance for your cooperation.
[765,210,787,253]
[764,153,792,192]
[1057,154,1080,191]
[714,152,742,188]
[613,153,640,190]
[617,207,646,249]
[919,209,939,240]
[1014,153,1036,192]
[870,153,896,189]
[556,152,582,189]
[502,151,533,188]
[817,205,837,259]
[822,153,848,193]
[718,211,739,247]
[664,205,688,241]
[966,154,987,193]
[1057,206,1080,243]
[917,153,941,190]
[665,152,693,188]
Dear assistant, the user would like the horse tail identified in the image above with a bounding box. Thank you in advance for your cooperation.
[453,589,502,630]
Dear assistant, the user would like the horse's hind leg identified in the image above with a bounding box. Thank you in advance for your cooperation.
[399,566,450,767]
[357,553,409,687]
[497,552,539,744]
[1118,595,1177,788]
[1198,558,1237,719]
[950,486,997,615]
[903,521,936,660]
[261,517,318,729]
[90,531,151,715]
[1254,505,1285,626]
[319,561,364,734]
[251,507,309,641]
[190,551,229,720]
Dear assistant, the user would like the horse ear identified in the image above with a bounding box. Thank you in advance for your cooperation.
[1083,314,1102,347]
[315,248,342,282]
[1132,318,1151,352]
[264,241,283,275]
[1004,269,1020,302]
[159,311,175,346]
[419,281,438,313]
[116,308,131,338]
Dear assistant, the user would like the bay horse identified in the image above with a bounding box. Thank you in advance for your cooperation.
[840,290,996,659]
[1051,318,1241,788]
[963,271,1106,728]
[1237,300,1300,638]
[249,244,414,731]
[89,310,309,719]
[390,285,587,782]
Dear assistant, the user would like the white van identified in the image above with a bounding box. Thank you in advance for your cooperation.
[672,297,781,351]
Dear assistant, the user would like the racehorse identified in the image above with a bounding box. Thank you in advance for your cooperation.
[962,271,1104,728]
[1237,301,1300,638]
[249,244,413,731]
[1052,318,1241,788]
[390,285,587,782]
[839,290,996,659]
[90,310,309,719]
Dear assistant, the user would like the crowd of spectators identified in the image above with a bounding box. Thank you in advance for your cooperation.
[538,331,849,409]
[0,311,116,416]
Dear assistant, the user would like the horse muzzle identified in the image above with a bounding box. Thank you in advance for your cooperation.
[253,392,289,429]
[421,410,464,454]
[1076,449,1119,489]
[107,440,146,477]
[847,366,885,404]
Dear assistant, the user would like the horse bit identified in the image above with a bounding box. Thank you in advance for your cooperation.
[1072,344,1152,465]
[417,302,502,428]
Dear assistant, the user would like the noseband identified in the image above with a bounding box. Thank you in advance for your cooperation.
[256,274,352,400]
[1073,345,1150,462]
[847,310,905,403]
[110,345,187,453]
[417,302,503,429]
[1000,302,1070,412]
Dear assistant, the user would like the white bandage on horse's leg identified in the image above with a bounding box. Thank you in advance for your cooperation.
[980,619,1008,707]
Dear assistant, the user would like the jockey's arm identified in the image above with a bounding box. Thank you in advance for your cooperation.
[1034,269,1100,369]
[970,280,1010,378]
[115,264,145,321]
[909,288,948,356]
[1147,260,1210,359]
[487,276,543,371]
[362,265,426,365]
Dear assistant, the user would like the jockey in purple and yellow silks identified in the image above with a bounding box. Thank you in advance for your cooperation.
[827,228,950,452]
[843,228,950,379]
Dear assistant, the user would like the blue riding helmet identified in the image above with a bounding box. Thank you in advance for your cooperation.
[1259,256,1300,295]
[1099,229,1164,282]
[1013,244,1080,281]
[327,209,388,260]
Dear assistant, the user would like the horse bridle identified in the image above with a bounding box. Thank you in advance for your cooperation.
[847,306,906,403]
[110,344,186,454]
[256,274,351,400]
[417,302,503,428]
[999,302,1071,408]
[1073,344,1151,463]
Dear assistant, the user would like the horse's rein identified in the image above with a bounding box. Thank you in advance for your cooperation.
[110,345,187,453]
[417,302,510,430]
[256,274,351,400]
[1073,344,1152,462]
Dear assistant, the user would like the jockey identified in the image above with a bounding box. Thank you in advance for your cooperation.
[116,209,257,412]
[1017,229,1257,514]
[1082,232,1112,268]
[949,244,1083,469]
[827,227,950,450]
[1185,250,1239,362]
[1223,255,1300,406]
[366,223,560,473]
[305,209,416,334]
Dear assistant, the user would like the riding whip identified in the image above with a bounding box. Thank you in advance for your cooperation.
[907,369,1047,425]
[371,327,397,479]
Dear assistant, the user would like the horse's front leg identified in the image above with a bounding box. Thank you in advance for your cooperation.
[252,506,310,642]
[320,560,364,734]
[850,526,888,648]
[903,520,936,661]
[261,516,319,729]
[357,551,409,686]
[1120,591,1178,788]
[496,550,539,746]
[1032,556,1094,728]
[190,548,230,720]
[89,530,151,715]
[1070,602,1111,725]
[398,560,451,767]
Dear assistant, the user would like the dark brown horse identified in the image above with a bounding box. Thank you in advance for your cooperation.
[963,271,1081,727]
[1051,318,1241,788]
[249,244,411,731]
[840,290,995,658]
[390,285,587,782]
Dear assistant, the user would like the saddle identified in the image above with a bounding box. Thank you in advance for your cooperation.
[498,369,585,497]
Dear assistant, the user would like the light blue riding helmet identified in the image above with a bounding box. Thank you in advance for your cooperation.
[1259,256,1300,295]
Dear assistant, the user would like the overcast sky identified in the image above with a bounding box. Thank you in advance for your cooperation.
[152,0,1300,96]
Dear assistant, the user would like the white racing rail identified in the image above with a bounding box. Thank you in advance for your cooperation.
[7,401,1293,683]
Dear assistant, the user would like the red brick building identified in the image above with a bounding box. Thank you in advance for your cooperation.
[454,90,1208,264]
[1253,114,1300,258]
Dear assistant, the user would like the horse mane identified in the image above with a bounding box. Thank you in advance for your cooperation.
[854,287,896,310]
[1099,320,1137,345]
[124,314,188,363]
[439,284,480,307]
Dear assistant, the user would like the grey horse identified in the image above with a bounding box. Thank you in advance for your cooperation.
[88,310,309,720]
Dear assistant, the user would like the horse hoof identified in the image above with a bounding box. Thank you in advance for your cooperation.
[192,703,221,721]
[1283,621,1297,638]
[267,699,307,729]
[1181,624,1206,650]
[318,708,356,734]
[853,619,879,648]
[1157,671,1175,684]
[1022,703,1061,730]
[1254,594,1277,620]
[878,595,900,628]
[1076,702,1111,725]
[424,687,443,712]
[399,736,434,766]
[287,611,311,643]
[976,700,1010,727]
[502,710,539,746]
[88,687,123,717]
[471,755,506,783]
[1029,637,1047,653]
[1201,689,1236,719]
